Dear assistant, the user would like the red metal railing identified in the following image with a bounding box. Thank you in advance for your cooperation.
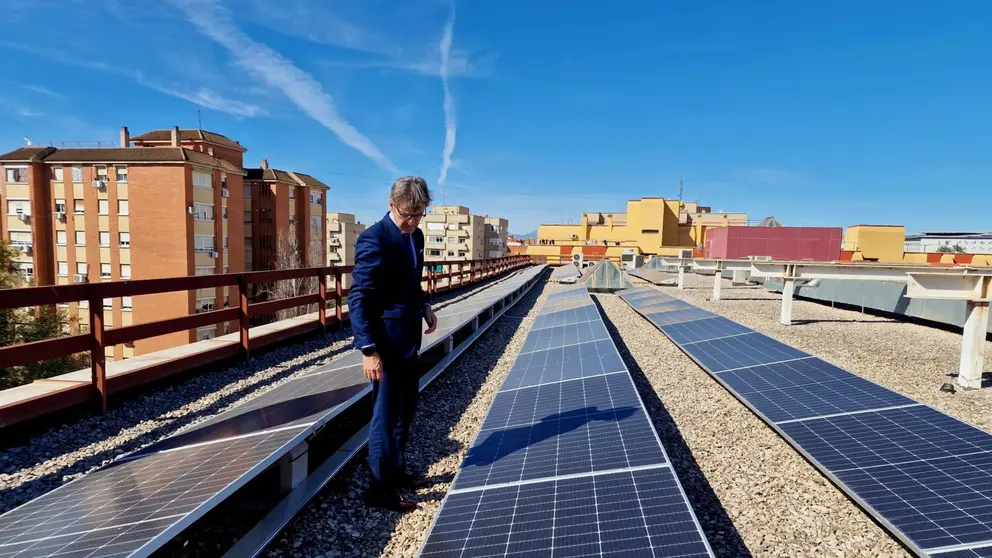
[0,255,532,422]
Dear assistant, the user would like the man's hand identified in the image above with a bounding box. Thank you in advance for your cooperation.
[424,305,438,334]
[363,352,383,381]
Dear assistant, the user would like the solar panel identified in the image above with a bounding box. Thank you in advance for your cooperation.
[419,283,714,557]
[660,316,755,345]
[621,287,992,557]
[0,266,547,558]
[420,468,711,558]
[501,340,626,391]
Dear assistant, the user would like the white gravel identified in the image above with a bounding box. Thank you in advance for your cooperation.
[262,281,551,558]
[594,293,909,557]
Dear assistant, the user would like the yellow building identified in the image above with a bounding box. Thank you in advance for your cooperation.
[842,224,992,266]
[528,197,747,262]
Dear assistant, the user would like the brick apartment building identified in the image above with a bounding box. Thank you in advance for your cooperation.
[0,126,327,361]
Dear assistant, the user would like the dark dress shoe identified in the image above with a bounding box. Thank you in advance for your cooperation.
[364,489,419,512]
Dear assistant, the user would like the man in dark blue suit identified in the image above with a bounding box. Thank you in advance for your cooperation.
[349,176,438,512]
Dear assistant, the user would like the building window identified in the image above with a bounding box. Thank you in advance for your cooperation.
[196,297,215,313]
[289,188,295,199]
[99,231,110,247]
[58,262,68,276]
[7,199,29,215]
[193,171,213,189]
[243,211,252,223]
[76,262,87,275]
[119,232,130,247]
[195,266,214,276]
[118,200,129,215]
[224,236,229,250]
[53,167,64,182]
[426,222,445,231]
[103,298,113,309]
[56,231,67,246]
[75,231,86,246]
[122,296,132,311]
[116,166,127,182]
[447,251,454,257]
[95,167,108,182]
[428,236,445,244]
[74,200,84,214]
[193,202,214,221]
[71,166,83,182]
[194,235,215,253]
[98,199,109,215]
[428,249,442,257]
[100,263,111,279]
[310,215,321,228]
[196,328,215,341]
[55,199,66,213]
[4,166,28,183]
[120,264,131,279]
[243,184,251,198]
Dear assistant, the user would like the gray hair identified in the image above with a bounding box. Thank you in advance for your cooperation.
[389,176,433,210]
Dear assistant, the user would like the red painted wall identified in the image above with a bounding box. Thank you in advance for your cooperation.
[705,227,842,261]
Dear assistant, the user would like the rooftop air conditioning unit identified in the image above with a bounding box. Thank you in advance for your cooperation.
[221,189,229,198]
[187,205,195,215]
[73,273,88,283]
[92,179,106,189]
[54,211,65,221]
[18,210,30,222]
[210,251,219,258]
[571,252,584,268]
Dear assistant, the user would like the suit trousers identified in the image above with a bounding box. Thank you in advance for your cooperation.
[367,355,420,488]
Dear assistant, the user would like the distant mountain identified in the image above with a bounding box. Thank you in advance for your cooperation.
[512,230,538,239]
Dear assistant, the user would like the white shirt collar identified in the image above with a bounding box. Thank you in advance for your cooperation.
[388,210,404,232]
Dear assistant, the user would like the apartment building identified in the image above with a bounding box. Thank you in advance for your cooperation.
[0,126,246,359]
[326,212,365,289]
[243,159,328,273]
[420,205,511,262]
[484,217,509,259]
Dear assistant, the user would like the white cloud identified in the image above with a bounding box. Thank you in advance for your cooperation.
[437,4,457,189]
[139,82,265,118]
[18,84,64,98]
[238,0,399,56]
[168,0,397,172]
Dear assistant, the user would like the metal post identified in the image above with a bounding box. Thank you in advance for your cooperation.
[334,267,344,330]
[780,278,796,325]
[88,292,107,414]
[238,275,250,359]
[712,264,723,301]
[957,301,990,389]
[317,269,327,334]
[677,267,685,290]
[279,441,309,494]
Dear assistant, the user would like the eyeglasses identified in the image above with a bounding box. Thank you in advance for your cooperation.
[393,205,427,221]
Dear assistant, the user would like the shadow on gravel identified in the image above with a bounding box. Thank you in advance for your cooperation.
[0,342,350,513]
[593,296,753,558]
[265,279,550,558]
[791,318,896,325]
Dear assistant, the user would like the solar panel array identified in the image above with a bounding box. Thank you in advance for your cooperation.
[0,266,545,558]
[620,286,992,558]
[418,283,714,558]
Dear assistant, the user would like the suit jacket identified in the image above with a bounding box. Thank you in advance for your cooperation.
[349,212,428,360]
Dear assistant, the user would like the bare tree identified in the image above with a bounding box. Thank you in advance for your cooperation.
[254,231,324,323]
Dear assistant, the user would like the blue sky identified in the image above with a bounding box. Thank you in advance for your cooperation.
[2,0,990,235]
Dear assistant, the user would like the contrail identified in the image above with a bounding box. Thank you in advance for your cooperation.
[437,3,457,201]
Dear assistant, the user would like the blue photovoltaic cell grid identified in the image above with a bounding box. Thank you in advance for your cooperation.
[421,468,711,558]
[519,320,611,354]
[643,307,714,326]
[661,316,755,345]
[452,374,664,490]
[680,333,809,373]
[501,339,625,391]
[420,284,714,557]
[621,287,992,556]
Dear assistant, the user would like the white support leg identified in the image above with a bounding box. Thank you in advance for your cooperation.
[780,278,796,325]
[957,301,990,389]
[712,269,722,301]
[443,336,454,355]
[677,267,685,290]
[279,441,308,494]
[471,316,480,332]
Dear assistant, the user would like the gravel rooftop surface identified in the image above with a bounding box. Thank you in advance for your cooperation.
[0,282,493,516]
